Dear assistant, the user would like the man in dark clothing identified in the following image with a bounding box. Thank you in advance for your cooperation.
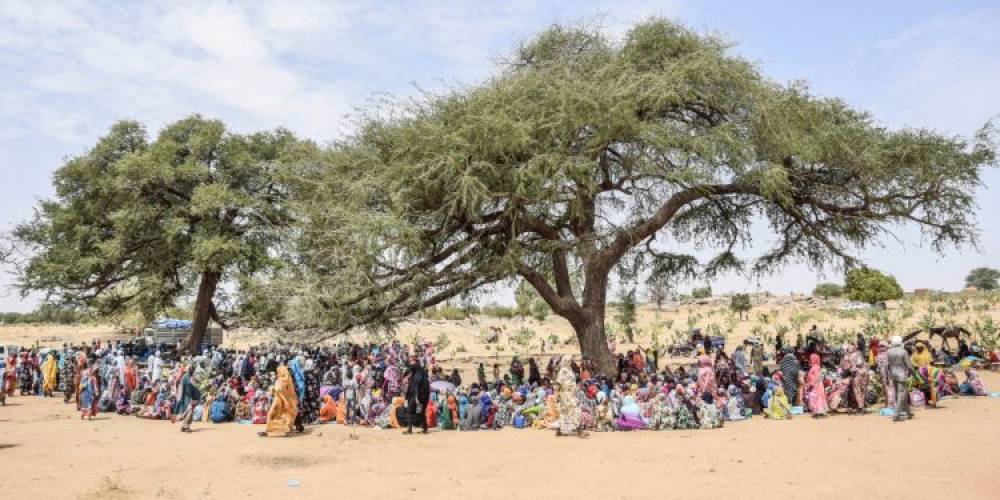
[404,355,430,434]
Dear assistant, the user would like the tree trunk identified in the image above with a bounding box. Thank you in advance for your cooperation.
[570,309,617,378]
[184,271,220,354]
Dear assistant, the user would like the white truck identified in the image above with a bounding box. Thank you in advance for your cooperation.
[141,319,223,350]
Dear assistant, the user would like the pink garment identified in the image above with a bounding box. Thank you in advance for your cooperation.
[696,355,716,396]
[804,354,828,414]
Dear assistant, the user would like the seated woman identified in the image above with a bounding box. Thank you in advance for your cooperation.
[594,392,615,432]
[960,369,987,396]
[319,393,337,423]
[617,395,646,430]
[698,392,723,429]
[725,385,747,421]
[764,386,793,420]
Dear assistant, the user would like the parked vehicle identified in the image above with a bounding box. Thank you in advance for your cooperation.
[139,318,223,358]
[667,329,725,357]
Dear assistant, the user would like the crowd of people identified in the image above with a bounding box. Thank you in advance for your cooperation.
[0,329,995,435]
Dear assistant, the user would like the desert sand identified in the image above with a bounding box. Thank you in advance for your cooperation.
[1,373,999,500]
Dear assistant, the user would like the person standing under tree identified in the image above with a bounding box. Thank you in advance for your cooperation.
[404,355,430,434]
[887,336,913,422]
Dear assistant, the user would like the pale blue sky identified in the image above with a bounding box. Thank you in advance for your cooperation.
[1,1,998,311]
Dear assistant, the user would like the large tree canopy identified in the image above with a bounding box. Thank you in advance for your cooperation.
[965,267,1000,290]
[274,19,995,375]
[14,116,314,350]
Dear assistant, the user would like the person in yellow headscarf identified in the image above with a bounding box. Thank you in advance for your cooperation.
[764,385,793,420]
[911,341,932,369]
[42,353,59,397]
[261,365,298,437]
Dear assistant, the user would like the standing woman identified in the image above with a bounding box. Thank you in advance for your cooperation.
[124,358,138,395]
[41,353,59,398]
[804,354,828,417]
[695,346,716,397]
[289,356,307,432]
[74,353,87,410]
[875,340,894,409]
[301,358,322,425]
[846,344,870,413]
[79,360,99,420]
[778,349,801,406]
[0,357,6,405]
[3,354,16,397]
[403,355,430,434]
[556,356,584,437]
[173,365,202,433]
[262,365,298,437]
[60,350,76,404]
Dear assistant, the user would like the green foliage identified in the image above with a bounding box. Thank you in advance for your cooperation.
[915,309,936,332]
[861,310,897,339]
[435,332,451,352]
[812,282,844,299]
[789,311,813,333]
[511,327,536,347]
[515,280,550,320]
[615,287,638,342]
[844,268,904,304]
[691,286,712,299]
[965,267,1000,290]
[646,277,670,309]
[481,303,517,319]
[547,333,560,346]
[0,304,86,325]
[972,316,999,350]
[14,116,312,329]
[530,300,550,321]
[423,305,467,321]
[729,293,752,319]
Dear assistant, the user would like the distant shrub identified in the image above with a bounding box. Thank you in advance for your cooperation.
[812,283,844,299]
[481,303,517,319]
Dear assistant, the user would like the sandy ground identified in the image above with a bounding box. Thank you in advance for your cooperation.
[1,372,999,500]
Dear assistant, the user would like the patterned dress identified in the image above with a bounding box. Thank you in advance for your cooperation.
[556,364,580,434]
[301,369,322,423]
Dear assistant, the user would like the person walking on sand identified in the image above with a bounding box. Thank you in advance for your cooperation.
[887,336,913,422]
[404,355,430,434]
[173,365,202,433]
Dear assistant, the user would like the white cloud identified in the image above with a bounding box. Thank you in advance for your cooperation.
[865,8,1000,136]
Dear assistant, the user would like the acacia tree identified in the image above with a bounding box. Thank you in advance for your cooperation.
[14,116,311,351]
[280,20,995,375]
[965,267,1000,290]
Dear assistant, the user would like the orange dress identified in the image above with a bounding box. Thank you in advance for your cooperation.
[336,394,347,424]
[388,396,404,428]
[265,366,298,437]
[319,394,336,423]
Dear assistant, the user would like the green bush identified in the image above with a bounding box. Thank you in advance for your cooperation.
[423,305,467,321]
[812,282,844,298]
[481,303,516,319]
[691,286,712,299]
[844,268,903,304]
[729,293,752,319]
